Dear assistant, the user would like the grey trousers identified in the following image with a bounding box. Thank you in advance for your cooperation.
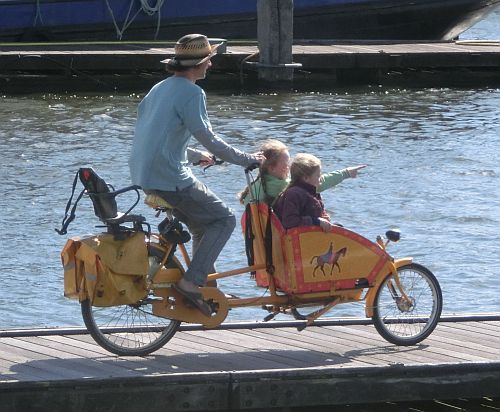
[152,179,236,286]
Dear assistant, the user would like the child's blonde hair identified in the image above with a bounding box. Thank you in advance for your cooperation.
[239,139,288,204]
[290,153,321,184]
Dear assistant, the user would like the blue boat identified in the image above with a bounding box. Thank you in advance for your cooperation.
[1,0,499,42]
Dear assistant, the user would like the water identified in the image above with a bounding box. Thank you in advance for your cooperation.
[461,8,500,39]
[0,11,499,329]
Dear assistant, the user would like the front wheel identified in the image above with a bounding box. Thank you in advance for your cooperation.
[81,298,180,356]
[372,263,442,346]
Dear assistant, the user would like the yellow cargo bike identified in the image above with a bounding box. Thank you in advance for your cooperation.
[58,166,442,356]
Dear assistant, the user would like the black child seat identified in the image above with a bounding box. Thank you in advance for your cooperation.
[56,167,147,236]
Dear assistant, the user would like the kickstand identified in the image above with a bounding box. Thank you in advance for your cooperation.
[264,311,279,322]
[296,298,338,331]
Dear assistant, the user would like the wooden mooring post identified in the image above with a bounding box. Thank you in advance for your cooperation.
[256,0,301,84]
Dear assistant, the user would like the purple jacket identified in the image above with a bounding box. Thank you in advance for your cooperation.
[274,180,330,229]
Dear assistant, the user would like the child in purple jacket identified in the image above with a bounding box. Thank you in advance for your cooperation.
[274,154,365,231]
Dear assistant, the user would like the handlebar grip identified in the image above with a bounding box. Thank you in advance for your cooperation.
[193,155,224,170]
[245,163,260,173]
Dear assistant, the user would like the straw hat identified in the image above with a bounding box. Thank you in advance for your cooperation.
[161,34,222,68]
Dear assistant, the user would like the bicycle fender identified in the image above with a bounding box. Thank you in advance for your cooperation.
[365,257,413,318]
[394,257,414,268]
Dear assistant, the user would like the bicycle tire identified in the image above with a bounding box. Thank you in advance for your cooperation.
[372,263,442,346]
[81,249,181,356]
[81,299,180,356]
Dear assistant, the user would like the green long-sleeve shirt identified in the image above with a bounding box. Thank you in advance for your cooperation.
[242,169,351,206]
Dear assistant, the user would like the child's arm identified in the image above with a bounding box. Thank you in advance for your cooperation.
[318,164,367,192]
[318,169,349,192]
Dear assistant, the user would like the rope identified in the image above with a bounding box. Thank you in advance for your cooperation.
[139,0,165,39]
[31,0,137,41]
[3,54,117,90]
[104,0,165,41]
[240,51,260,85]
[33,0,44,26]
[139,0,165,16]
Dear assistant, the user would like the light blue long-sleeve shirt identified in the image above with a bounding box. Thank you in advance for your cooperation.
[129,76,255,191]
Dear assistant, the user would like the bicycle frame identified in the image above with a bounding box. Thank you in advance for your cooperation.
[145,167,415,329]
[59,166,442,354]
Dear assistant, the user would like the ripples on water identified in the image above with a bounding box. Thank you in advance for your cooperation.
[1,10,500,327]
[1,85,499,328]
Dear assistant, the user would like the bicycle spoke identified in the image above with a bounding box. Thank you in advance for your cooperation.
[372,263,442,345]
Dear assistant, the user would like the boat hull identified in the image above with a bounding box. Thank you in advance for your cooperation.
[1,0,499,42]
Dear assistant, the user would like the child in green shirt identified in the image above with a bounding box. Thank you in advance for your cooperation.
[239,139,366,206]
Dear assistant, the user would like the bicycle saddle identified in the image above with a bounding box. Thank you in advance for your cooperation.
[144,194,174,210]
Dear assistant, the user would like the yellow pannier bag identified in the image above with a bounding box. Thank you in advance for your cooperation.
[62,232,149,307]
[61,237,86,300]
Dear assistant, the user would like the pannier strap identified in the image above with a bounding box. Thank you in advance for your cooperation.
[56,167,144,236]
[56,171,84,235]
[244,204,255,268]
[265,204,275,275]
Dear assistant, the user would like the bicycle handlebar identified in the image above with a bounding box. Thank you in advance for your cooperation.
[192,156,259,174]
[245,163,260,173]
[192,155,224,171]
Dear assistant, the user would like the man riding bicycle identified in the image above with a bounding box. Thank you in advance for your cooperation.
[129,34,263,316]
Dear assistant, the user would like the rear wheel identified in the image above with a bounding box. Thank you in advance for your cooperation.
[81,247,181,356]
[372,263,442,346]
[81,298,180,356]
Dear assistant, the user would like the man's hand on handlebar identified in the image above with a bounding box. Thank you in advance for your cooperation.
[244,151,266,172]
[194,150,265,173]
[193,152,224,171]
[253,151,266,165]
[195,151,216,168]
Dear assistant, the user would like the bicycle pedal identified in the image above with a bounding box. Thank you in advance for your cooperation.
[208,301,218,313]
[181,297,216,314]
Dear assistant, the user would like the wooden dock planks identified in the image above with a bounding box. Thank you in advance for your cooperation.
[0,316,500,411]
[1,41,499,92]
[1,41,499,73]
[1,318,500,381]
